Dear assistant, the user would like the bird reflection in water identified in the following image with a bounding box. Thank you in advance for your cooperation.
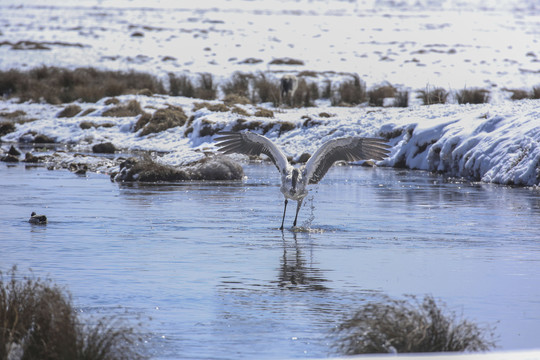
[277,231,330,291]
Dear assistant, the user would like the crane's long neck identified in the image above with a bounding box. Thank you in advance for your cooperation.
[291,168,299,191]
[281,167,307,201]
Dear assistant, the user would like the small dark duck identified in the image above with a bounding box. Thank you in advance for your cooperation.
[29,212,47,225]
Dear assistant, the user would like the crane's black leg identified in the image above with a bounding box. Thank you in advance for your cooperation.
[280,199,288,230]
[293,199,303,227]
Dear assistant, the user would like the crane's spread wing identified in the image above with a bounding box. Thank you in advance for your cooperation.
[215,131,290,174]
[304,137,391,184]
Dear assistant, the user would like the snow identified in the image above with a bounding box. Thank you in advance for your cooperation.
[1,0,539,93]
[1,0,539,186]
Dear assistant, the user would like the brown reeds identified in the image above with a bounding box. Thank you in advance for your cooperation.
[0,266,145,360]
[0,66,165,104]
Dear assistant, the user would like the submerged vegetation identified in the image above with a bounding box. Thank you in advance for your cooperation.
[334,295,497,355]
[0,266,145,360]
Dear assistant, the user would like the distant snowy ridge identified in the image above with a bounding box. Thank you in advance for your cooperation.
[1,96,539,186]
[8,0,539,12]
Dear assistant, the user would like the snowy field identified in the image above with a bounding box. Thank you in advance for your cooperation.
[0,0,539,186]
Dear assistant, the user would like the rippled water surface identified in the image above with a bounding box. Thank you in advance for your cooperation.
[1,163,540,359]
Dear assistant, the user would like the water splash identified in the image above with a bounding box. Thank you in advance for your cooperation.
[292,194,321,233]
[302,195,315,227]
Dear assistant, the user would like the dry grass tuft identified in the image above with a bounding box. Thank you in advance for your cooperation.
[135,105,187,136]
[321,79,332,99]
[221,72,252,98]
[223,94,251,106]
[0,66,165,104]
[230,118,295,135]
[197,118,224,137]
[253,107,274,118]
[276,120,296,134]
[192,102,230,113]
[1,110,27,119]
[298,70,319,77]
[79,108,96,116]
[333,295,496,355]
[79,121,115,130]
[269,58,305,65]
[252,73,280,106]
[238,58,263,64]
[137,88,153,97]
[105,98,120,105]
[231,118,262,132]
[301,116,322,128]
[332,75,367,106]
[0,122,17,137]
[195,73,217,100]
[504,86,540,100]
[0,266,145,360]
[507,89,530,100]
[103,99,144,117]
[230,106,250,116]
[368,84,396,107]
[533,86,540,99]
[168,73,195,98]
[417,87,449,105]
[291,78,319,107]
[456,88,490,104]
[366,84,409,107]
[58,104,82,118]
[394,90,410,107]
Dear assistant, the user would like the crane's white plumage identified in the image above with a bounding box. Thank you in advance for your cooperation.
[215,131,391,229]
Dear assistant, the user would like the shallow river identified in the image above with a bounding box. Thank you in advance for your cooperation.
[1,162,540,359]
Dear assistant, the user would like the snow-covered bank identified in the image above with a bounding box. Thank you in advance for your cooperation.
[381,101,540,186]
[1,95,539,186]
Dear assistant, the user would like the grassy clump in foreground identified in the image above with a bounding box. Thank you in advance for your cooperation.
[334,294,496,355]
[0,266,145,360]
